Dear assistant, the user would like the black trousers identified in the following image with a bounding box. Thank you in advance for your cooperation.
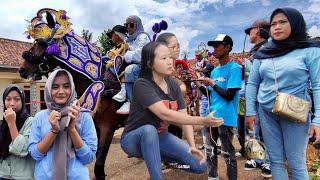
[206,125,237,179]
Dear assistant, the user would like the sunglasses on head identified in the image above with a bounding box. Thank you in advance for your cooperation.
[124,22,136,29]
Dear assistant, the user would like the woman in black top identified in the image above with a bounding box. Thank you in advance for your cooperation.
[121,41,223,180]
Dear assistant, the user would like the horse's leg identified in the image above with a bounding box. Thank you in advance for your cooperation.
[93,100,120,180]
[94,124,117,180]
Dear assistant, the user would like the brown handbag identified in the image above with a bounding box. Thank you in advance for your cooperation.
[271,59,311,123]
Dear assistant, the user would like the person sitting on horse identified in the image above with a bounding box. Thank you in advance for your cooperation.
[114,15,151,115]
[105,25,131,104]
[28,69,98,180]
[120,41,224,180]
[105,25,129,68]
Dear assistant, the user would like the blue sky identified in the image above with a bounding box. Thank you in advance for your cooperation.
[1,0,320,58]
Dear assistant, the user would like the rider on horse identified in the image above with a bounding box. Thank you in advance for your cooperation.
[105,25,129,68]
[113,15,151,115]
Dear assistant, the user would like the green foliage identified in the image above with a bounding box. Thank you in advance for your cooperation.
[81,29,93,42]
[309,172,320,180]
[97,29,115,56]
[312,161,320,171]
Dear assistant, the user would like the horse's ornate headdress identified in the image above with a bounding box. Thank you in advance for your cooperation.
[23,8,104,114]
[25,8,72,40]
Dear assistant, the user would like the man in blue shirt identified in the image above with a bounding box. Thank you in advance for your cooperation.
[203,34,242,180]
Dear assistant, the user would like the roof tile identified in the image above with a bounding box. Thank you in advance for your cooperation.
[0,38,32,67]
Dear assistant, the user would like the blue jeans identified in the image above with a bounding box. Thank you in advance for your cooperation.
[258,106,310,180]
[124,64,141,101]
[121,125,207,180]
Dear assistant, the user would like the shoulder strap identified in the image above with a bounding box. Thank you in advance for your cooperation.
[271,59,279,93]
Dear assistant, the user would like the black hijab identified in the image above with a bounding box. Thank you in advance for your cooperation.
[254,8,320,59]
[0,85,30,159]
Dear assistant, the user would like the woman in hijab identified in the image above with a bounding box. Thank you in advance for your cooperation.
[246,7,320,179]
[28,69,97,180]
[0,85,34,180]
[113,15,151,115]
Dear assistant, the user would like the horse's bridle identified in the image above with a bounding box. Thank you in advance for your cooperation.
[21,45,50,80]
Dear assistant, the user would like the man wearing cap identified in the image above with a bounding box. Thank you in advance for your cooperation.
[243,19,272,178]
[203,34,242,180]
[106,25,128,66]
[105,25,131,104]
[237,19,270,158]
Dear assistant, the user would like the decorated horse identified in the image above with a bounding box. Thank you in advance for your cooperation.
[19,8,127,180]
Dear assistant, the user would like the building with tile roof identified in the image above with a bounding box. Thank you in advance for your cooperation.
[0,38,46,117]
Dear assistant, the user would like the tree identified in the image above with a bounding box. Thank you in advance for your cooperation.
[97,29,115,56]
[81,29,93,43]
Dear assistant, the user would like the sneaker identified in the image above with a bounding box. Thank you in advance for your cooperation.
[208,177,219,180]
[112,87,126,102]
[244,159,262,170]
[261,163,272,178]
[116,102,130,114]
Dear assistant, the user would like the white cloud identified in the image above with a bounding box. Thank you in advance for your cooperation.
[308,2,320,13]
[1,0,319,55]
[261,0,271,6]
[308,25,320,38]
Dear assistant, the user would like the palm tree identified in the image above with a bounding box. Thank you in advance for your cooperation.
[82,29,93,42]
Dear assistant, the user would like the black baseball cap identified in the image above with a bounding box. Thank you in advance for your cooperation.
[207,34,233,47]
[107,25,127,40]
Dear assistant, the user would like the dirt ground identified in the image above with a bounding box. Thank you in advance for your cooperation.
[87,128,267,180]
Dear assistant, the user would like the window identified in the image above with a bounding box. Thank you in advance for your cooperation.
[24,89,31,115]
[40,87,46,109]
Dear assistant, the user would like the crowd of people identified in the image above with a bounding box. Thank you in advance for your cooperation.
[0,7,320,180]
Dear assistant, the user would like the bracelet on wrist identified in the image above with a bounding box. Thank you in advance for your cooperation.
[51,129,59,134]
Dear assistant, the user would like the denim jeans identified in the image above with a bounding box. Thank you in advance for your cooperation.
[121,125,207,180]
[203,125,237,179]
[254,105,264,141]
[124,64,141,101]
[258,106,310,180]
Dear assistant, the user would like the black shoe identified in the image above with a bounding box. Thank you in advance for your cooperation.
[261,163,272,178]
[244,159,262,170]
